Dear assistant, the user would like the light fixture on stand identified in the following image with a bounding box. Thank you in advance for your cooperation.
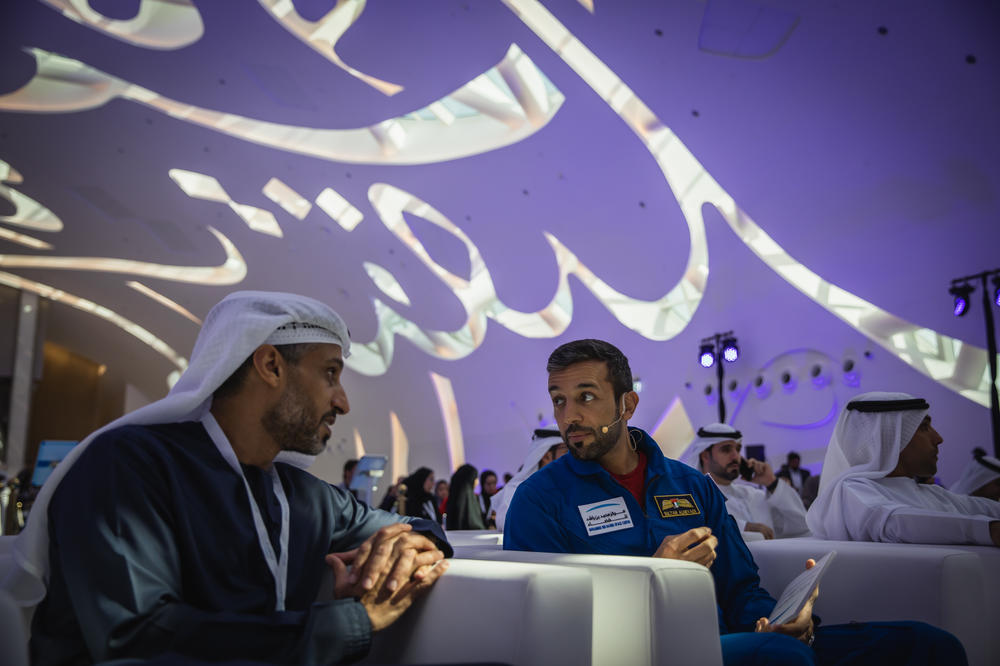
[948,268,1000,455]
[699,331,739,422]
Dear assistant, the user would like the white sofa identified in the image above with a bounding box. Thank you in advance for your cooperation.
[747,538,993,666]
[455,548,722,666]
[5,534,592,666]
[358,558,592,665]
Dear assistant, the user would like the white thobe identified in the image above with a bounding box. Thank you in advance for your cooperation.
[837,477,1000,545]
[715,479,810,538]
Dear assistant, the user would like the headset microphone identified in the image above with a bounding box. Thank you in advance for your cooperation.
[600,396,627,434]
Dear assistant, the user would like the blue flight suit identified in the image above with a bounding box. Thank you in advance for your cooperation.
[505,427,966,666]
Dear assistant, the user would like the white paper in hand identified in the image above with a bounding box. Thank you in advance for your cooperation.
[767,551,836,626]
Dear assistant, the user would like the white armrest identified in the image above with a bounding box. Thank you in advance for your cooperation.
[360,559,592,666]
[748,538,991,666]
[442,529,503,547]
[456,549,721,666]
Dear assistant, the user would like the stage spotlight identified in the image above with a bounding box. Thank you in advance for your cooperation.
[950,283,974,317]
[993,275,1000,307]
[699,343,716,368]
[721,337,739,363]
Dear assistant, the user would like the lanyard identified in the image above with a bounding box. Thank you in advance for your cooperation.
[201,413,290,611]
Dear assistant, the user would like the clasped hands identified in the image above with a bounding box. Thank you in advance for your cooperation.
[326,523,449,631]
[653,528,817,645]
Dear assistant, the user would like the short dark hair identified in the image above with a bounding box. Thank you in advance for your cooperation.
[344,459,359,473]
[213,343,319,400]
[547,339,633,401]
[787,452,801,461]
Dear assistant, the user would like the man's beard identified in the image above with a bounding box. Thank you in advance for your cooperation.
[707,456,739,482]
[565,413,624,461]
[262,381,332,456]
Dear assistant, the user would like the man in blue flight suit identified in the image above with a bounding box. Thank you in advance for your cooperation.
[504,338,966,666]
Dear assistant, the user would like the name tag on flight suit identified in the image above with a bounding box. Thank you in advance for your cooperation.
[578,497,634,536]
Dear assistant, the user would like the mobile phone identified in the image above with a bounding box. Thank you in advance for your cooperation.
[739,458,754,481]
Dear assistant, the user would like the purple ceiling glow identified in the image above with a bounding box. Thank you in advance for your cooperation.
[0,1,998,486]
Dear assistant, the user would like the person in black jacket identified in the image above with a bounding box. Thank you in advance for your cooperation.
[446,464,486,530]
[776,451,811,497]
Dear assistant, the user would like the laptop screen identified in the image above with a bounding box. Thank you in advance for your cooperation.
[31,440,79,487]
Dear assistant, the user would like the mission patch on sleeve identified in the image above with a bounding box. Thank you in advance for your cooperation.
[654,494,701,518]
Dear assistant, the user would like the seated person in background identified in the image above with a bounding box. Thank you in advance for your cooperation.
[446,464,486,530]
[435,478,450,517]
[10,291,449,665]
[338,458,359,498]
[402,467,440,522]
[491,429,565,532]
[377,474,407,513]
[683,424,810,540]
[506,339,965,666]
[807,391,1000,546]
[538,431,569,469]
[776,452,810,497]
[950,447,1000,501]
[478,469,499,528]
[799,474,820,509]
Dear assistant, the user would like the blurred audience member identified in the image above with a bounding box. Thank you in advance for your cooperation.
[538,436,569,470]
[402,467,439,522]
[776,452,810,497]
[377,475,407,513]
[800,474,820,509]
[493,429,563,532]
[950,447,1000,501]
[446,464,486,530]
[435,479,450,518]
[338,458,359,498]
[478,469,498,528]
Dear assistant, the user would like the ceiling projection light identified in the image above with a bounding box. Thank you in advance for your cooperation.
[699,343,715,368]
[949,283,973,317]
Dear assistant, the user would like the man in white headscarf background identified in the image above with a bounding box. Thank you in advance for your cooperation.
[949,448,1000,501]
[491,428,566,532]
[4,291,450,665]
[806,391,1000,545]
[682,424,810,541]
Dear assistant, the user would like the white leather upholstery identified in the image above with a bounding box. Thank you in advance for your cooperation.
[455,548,722,666]
[359,558,592,666]
[748,537,992,666]
[442,529,503,547]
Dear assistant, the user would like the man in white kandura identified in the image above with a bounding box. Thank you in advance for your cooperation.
[806,391,1000,545]
[949,448,1000,501]
[683,424,810,540]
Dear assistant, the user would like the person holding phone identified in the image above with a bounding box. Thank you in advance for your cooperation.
[683,424,810,540]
